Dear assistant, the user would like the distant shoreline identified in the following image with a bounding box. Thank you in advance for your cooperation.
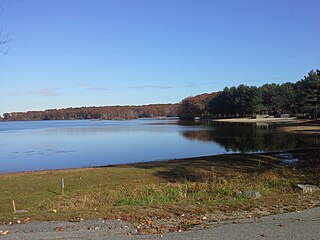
[210,117,320,135]
[210,117,307,124]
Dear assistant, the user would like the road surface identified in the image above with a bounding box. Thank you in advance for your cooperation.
[1,207,319,239]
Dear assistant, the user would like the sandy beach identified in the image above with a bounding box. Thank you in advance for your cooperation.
[211,117,320,135]
[211,117,306,124]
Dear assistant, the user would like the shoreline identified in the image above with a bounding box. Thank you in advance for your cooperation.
[210,117,308,124]
[210,117,320,135]
[1,148,319,234]
[0,148,314,176]
[1,117,319,176]
[278,125,320,135]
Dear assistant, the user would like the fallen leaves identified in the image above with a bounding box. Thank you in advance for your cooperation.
[0,230,10,236]
[54,226,64,232]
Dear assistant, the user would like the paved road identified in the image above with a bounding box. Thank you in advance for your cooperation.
[1,207,320,239]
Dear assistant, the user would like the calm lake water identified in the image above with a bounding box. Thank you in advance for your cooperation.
[0,119,319,173]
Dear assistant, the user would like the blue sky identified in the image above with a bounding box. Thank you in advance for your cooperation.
[0,0,319,115]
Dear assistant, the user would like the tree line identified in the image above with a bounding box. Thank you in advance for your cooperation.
[2,69,319,121]
[2,104,179,121]
[178,70,320,120]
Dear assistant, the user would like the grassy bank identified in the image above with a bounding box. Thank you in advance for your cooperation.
[1,150,320,233]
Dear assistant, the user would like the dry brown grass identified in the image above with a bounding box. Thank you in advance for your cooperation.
[0,151,320,233]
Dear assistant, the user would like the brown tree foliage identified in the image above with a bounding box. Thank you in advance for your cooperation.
[3,104,179,121]
[178,92,218,119]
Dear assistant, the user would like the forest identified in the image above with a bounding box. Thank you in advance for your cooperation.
[178,70,320,120]
[1,104,179,121]
[2,69,319,121]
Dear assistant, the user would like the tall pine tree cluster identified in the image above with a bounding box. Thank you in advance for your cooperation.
[179,70,320,120]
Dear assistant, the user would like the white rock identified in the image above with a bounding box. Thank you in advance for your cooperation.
[297,184,320,193]
[238,190,261,199]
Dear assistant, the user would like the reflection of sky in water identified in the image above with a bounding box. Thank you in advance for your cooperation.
[0,119,223,173]
[1,119,318,173]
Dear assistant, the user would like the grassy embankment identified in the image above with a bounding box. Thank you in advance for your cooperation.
[1,149,320,233]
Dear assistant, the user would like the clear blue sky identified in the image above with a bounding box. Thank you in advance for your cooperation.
[1,0,319,115]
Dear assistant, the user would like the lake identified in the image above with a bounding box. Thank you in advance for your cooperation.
[0,119,319,173]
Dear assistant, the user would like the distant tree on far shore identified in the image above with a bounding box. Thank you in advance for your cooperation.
[205,69,319,120]
[296,70,320,120]
[177,92,218,119]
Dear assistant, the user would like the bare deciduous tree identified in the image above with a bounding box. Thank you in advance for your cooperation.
[0,7,11,54]
[0,30,10,54]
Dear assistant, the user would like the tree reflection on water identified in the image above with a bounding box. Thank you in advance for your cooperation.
[180,121,320,153]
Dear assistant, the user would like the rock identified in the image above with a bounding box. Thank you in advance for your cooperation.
[297,184,320,193]
[238,190,261,199]
[15,210,29,213]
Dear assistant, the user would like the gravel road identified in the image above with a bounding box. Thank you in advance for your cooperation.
[1,207,320,239]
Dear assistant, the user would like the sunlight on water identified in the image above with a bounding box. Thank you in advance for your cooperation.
[0,119,319,173]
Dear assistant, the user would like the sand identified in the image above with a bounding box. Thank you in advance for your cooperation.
[211,117,304,124]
